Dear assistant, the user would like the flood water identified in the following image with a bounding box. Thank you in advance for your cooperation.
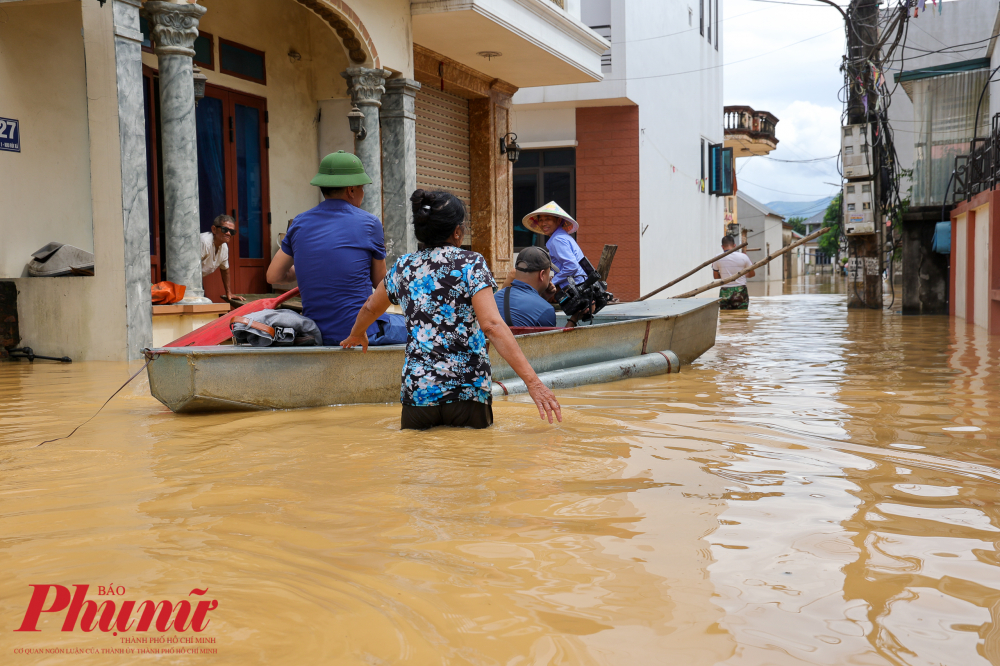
[2,276,999,665]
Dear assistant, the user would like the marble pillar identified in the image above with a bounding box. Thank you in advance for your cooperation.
[113,0,152,359]
[341,67,391,220]
[380,78,421,267]
[144,1,209,304]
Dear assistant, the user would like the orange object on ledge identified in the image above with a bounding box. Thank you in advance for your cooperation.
[151,281,185,305]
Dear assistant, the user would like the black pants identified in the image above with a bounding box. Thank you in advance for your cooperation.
[400,400,494,430]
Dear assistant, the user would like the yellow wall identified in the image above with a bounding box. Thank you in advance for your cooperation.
[954,213,967,321]
[141,0,412,256]
[973,203,990,330]
[351,0,413,76]
[0,0,93,278]
[11,1,134,361]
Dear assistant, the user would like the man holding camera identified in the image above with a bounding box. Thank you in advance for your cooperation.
[495,246,557,327]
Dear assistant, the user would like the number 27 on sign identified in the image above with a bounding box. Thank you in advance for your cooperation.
[0,118,20,153]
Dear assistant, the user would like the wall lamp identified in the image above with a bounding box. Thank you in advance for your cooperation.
[192,65,207,105]
[348,105,367,141]
[499,132,520,164]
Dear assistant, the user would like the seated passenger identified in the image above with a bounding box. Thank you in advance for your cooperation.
[265,151,407,346]
[522,201,587,292]
[495,246,558,327]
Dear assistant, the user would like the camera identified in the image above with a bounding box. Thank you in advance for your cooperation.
[556,257,614,322]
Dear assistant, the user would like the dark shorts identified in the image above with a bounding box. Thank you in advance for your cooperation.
[400,400,494,430]
[719,285,750,310]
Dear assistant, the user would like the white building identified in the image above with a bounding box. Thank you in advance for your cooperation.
[510,0,725,301]
[736,192,784,282]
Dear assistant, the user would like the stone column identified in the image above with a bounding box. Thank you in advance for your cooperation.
[144,1,209,304]
[113,0,153,358]
[380,78,421,267]
[341,67,392,220]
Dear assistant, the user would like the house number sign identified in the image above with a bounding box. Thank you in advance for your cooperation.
[0,118,20,153]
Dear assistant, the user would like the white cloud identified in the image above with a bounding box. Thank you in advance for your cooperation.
[775,101,842,157]
[722,0,846,203]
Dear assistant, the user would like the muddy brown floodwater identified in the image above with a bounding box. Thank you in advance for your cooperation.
[1,277,999,665]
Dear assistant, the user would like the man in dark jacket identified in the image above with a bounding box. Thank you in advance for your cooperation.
[494,246,557,327]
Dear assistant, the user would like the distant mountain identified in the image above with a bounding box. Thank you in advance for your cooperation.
[765,197,835,219]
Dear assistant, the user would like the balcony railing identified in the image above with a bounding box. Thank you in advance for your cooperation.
[589,24,611,69]
[953,113,1000,202]
[724,105,779,144]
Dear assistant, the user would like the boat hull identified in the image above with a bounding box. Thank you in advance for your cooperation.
[146,298,718,413]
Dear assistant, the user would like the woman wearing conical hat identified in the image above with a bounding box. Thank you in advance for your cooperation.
[521,202,587,292]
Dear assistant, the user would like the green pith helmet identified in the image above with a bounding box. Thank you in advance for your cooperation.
[310,150,373,188]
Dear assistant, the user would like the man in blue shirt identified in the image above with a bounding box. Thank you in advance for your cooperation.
[265,151,407,346]
[495,246,557,327]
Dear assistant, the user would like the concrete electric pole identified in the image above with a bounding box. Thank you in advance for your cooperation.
[844,0,883,309]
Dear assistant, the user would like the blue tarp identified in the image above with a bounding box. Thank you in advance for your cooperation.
[932,221,951,254]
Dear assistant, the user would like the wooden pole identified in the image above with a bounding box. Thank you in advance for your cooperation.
[675,227,830,299]
[637,241,748,301]
[596,244,618,281]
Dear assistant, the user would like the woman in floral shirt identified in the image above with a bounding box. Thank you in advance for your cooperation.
[341,190,561,430]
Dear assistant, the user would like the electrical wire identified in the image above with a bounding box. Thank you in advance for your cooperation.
[761,153,841,163]
[746,0,849,7]
[624,7,770,44]
[739,178,839,197]
[626,28,841,81]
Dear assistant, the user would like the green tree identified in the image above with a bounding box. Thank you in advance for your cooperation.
[787,216,807,234]
[818,193,842,259]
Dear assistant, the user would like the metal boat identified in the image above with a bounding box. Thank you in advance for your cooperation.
[145,298,719,413]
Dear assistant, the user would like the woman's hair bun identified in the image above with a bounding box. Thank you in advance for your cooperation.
[410,189,465,247]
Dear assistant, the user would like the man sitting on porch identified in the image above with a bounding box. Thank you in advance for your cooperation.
[201,214,245,303]
[265,151,407,346]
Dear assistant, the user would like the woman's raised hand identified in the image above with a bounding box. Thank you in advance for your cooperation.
[527,380,562,424]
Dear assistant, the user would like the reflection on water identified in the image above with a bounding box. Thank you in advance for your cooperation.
[1,277,998,664]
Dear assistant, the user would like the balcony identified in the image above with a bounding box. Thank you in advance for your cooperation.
[410,0,608,88]
[724,106,779,157]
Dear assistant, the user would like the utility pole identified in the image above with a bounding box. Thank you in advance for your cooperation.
[845,0,883,309]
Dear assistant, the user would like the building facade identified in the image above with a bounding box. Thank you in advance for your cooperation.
[881,0,996,317]
[736,192,784,283]
[0,0,607,360]
[510,0,725,301]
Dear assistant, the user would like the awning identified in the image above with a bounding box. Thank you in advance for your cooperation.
[411,0,607,88]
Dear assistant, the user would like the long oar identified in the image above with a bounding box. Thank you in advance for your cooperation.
[675,227,830,299]
[164,288,301,347]
[637,241,748,301]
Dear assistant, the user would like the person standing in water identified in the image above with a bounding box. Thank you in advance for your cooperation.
[712,235,755,310]
[341,190,562,430]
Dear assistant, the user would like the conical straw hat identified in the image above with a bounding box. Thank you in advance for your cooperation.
[522,201,579,235]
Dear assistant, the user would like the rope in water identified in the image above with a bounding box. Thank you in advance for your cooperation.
[36,357,153,447]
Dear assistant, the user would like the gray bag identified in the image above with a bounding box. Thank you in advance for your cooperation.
[28,243,95,277]
[230,309,323,347]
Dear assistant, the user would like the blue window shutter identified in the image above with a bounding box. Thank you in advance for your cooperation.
[709,145,734,196]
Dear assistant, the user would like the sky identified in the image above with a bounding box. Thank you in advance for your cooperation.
[722,0,848,209]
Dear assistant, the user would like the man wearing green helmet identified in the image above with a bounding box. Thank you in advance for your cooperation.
[265,151,407,346]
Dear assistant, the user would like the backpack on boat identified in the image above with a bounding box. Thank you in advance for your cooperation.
[229,309,323,347]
